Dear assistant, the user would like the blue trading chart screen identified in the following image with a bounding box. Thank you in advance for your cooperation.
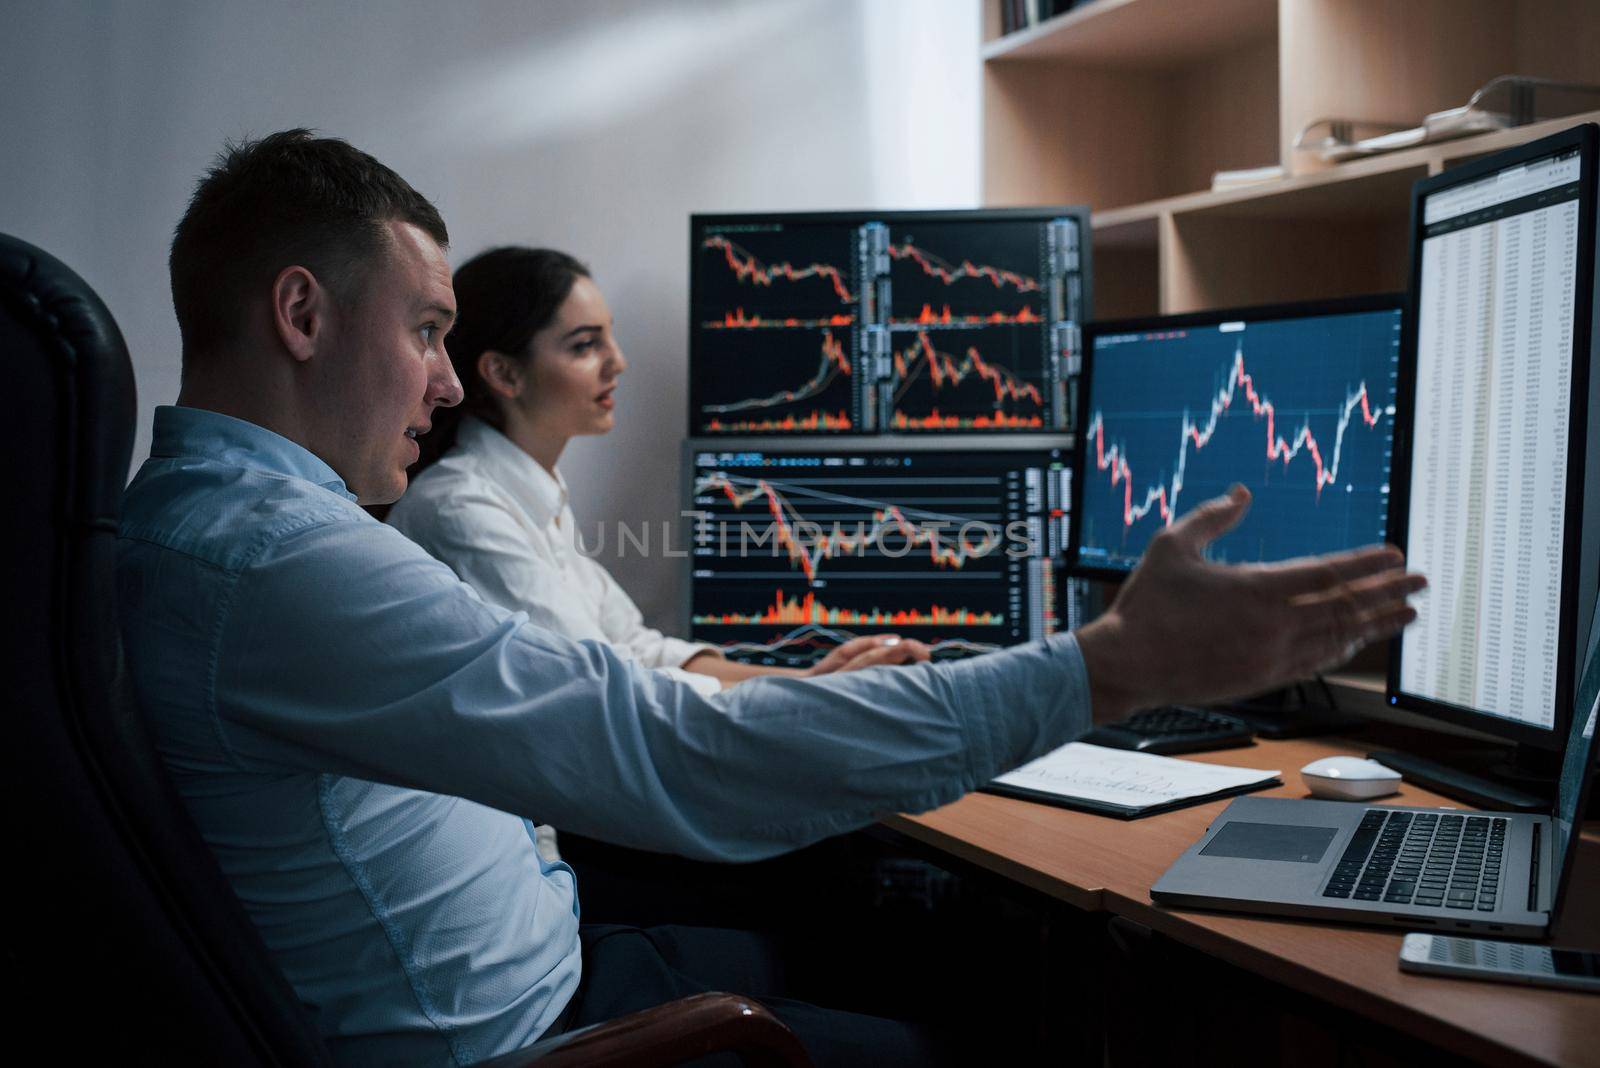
[1075,306,1401,573]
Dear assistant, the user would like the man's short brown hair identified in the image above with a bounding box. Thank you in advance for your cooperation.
[169,128,448,369]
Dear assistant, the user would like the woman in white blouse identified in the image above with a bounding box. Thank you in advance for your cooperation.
[388,247,929,697]
[388,248,952,939]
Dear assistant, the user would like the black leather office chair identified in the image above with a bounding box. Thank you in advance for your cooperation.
[0,231,809,1067]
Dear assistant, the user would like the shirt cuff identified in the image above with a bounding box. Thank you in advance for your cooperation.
[957,632,1093,787]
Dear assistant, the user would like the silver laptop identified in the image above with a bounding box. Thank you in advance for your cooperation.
[1152,641,1600,940]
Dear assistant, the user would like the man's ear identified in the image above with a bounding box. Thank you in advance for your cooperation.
[271,265,325,363]
[477,350,524,400]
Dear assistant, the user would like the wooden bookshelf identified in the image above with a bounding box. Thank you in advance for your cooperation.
[981,0,1600,317]
[984,0,1600,715]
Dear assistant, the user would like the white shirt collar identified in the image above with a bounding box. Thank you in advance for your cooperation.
[454,416,569,528]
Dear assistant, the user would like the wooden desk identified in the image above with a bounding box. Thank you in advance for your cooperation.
[882,734,1600,1068]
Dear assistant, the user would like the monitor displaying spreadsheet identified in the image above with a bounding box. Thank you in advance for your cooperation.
[1389,125,1600,744]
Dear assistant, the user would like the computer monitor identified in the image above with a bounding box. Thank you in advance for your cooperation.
[1066,295,1405,579]
[688,208,1091,435]
[1387,124,1600,759]
[683,440,1074,667]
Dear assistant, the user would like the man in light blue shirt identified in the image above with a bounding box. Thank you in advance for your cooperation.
[118,130,1423,1066]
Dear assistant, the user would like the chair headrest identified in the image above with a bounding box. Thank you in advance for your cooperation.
[0,232,137,525]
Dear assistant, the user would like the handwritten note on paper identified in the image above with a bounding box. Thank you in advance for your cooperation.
[991,743,1280,815]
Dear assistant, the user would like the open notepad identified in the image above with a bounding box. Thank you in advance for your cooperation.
[986,743,1281,819]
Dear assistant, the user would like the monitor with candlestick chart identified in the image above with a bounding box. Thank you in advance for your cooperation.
[1067,295,1404,578]
[689,208,1091,435]
[683,442,1079,667]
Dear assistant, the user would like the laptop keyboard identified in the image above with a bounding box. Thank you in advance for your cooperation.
[1321,810,1507,911]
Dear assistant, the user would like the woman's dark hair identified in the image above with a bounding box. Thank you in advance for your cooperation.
[414,246,591,472]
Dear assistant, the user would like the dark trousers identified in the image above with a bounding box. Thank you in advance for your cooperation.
[554,831,1052,1062]
[558,831,976,1023]
[565,924,947,1066]
[558,831,888,931]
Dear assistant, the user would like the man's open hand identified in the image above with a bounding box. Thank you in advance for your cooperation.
[1074,485,1426,721]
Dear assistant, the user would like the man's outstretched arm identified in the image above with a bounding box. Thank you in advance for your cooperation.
[209,489,1421,860]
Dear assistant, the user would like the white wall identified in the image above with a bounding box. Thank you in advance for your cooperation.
[1,0,980,629]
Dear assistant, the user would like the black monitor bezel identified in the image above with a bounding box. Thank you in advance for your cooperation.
[1385,123,1599,751]
[686,206,1094,437]
[1064,293,1407,582]
[1549,596,1600,923]
[678,434,1073,642]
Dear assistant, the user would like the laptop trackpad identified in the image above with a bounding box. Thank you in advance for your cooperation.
[1200,821,1339,864]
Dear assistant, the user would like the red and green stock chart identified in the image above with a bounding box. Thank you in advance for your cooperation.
[883,223,1054,431]
[694,226,861,433]
[1075,307,1402,573]
[688,448,1072,667]
[689,212,1085,435]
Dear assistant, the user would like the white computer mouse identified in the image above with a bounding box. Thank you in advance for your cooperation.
[1300,756,1402,801]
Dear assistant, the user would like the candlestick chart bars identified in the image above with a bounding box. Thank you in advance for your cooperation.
[883,224,1048,319]
[693,223,864,432]
[698,330,855,433]
[689,211,1087,435]
[890,329,1046,430]
[694,470,1005,583]
[883,220,1073,430]
[687,448,1069,667]
[1073,307,1402,574]
[698,231,858,313]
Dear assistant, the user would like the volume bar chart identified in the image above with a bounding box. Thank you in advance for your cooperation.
[704,309,855,330]
[891,303,1043,327]
[692,589,1004,628]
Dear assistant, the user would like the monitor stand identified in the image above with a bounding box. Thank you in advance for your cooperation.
[1364,743,1555,813]
[1215,678,1366,739]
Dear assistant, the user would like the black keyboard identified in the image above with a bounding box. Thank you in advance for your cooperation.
[1079,705,1254,755]
[1322,810,1507,911]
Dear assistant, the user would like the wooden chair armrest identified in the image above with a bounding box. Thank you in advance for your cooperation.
[476,991,812,1068]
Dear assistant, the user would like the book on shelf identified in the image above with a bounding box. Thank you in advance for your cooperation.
[1211,164,1286,191]
[1001,0,1098,36]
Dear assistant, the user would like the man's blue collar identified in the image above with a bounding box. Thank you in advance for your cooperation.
[149,405,356,501]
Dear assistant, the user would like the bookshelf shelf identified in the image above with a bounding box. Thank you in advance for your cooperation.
[982,0,1276,67]
[980,0,1600,317]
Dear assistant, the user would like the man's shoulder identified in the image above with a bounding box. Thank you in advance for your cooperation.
[119,455,369,573]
